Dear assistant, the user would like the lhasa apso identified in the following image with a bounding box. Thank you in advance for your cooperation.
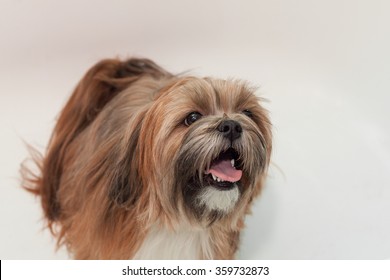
[23,58,272,259]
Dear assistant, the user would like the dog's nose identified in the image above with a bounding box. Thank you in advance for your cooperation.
[218,120,242,141]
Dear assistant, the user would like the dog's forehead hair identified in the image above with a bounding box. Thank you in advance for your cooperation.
[177,77,257,115]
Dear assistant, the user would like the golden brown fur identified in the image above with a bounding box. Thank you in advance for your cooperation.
[23,58,272,259]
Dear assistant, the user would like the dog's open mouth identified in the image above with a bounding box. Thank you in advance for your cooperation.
[204,148,243,190]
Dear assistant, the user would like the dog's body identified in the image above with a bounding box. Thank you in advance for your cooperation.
[23,58,272,259]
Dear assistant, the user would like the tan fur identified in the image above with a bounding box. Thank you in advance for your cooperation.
[22,58,272,259]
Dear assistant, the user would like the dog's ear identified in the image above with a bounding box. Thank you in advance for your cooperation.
[36,59,135,221]
[108,118,143,207]
[28,58,169,222]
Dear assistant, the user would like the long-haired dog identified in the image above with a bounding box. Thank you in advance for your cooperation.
[23,58,272,259]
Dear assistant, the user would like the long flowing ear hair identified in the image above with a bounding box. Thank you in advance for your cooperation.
[22,58,172,230]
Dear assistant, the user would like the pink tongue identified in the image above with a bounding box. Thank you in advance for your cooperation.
[207,160,243,183]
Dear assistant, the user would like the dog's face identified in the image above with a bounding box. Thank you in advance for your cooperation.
[138,77,272,224]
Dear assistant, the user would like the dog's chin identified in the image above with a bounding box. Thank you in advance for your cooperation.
[197,184,240,214]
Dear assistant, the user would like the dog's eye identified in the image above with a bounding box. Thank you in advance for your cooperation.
[242,109,254,119]
[184,112,202,126]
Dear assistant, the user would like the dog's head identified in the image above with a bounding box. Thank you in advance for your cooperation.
[127,77,272,224]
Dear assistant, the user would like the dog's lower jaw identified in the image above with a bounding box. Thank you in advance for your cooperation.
[197,185,240,213]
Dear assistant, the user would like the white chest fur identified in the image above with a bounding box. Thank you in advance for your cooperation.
[133,223,213,260]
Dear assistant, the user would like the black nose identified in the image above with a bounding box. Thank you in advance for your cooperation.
[217,120,242,141]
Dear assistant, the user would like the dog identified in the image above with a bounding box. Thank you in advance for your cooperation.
[23,58,272,259]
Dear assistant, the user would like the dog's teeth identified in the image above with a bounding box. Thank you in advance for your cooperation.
[212,174,225,183]
[231,159,235,167]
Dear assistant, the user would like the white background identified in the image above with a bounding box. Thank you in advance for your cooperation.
[1,0,389,259]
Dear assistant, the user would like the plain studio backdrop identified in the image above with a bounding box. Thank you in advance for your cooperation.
[1,0,389,259]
